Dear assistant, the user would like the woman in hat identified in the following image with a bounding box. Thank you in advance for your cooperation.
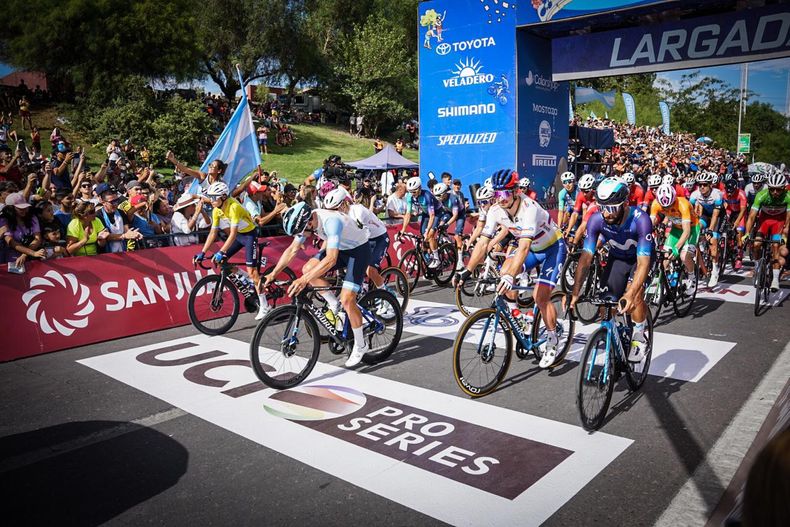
[2,191,43,267]
[170,193,209,246]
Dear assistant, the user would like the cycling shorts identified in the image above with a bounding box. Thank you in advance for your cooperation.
[226,232,258,267]
[420,214,441,235]
[368,233,390,270]
[665,224,700,253]
[756,218,785,242]
[314,242,371,292]
[727,210,745,232]
[454,216,466,235]
[517,238,567,288]
[598,256,650,299]
[699,216,720,239]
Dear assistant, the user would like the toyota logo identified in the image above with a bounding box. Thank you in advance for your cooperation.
[436,43,451,56]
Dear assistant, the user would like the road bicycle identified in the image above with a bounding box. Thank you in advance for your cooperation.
[249,285,402,389]
[397,231,457,291]
[577,297,654,431]
[752,238,782,316]
[572,245,609,324]
[717,215,740,274]
[643,230,699,321]
[454,248,534,318]
[188,241,296,336]
[325,265,411,313]
[452,289,575,397]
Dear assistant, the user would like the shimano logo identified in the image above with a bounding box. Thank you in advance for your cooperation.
[525,70,559,91]
[437,133,498,147]
[436,37,497,55]
[438,103,496,118]
[532,103,558,116]
[532,154,557,167]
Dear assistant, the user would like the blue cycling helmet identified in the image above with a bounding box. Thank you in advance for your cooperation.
[282,201,313,236]
[596,177,629,205]
[490,169,519,190]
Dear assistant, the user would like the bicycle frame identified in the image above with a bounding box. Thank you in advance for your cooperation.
[584,313,626,384]
[479,292,546,354]
[288,290,384,347]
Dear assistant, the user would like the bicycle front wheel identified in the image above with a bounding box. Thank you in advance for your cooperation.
[188,274,239,335]
[453,308,513,397]
[380,266,410,313]
[249,305,320,389]
[644,271,664,323]
[398,248,421,292]
[261,265,297,307]
[672,261,698,318]
[577,327,615,431]
[531,291,576,367]
[358,289,403,365]
[455,275,497,317]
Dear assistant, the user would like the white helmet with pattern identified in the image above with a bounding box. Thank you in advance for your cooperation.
[432,182,449,196]
[647,174,662,188]
[622,172,635,185]
[578,173,596,191]
[476,185,494,201]
[406,177,422,192]
[207,181,230,198]
[323,187,350,210]
[656,184,676,208]
[662,174,675,186]
[560,171,575,184]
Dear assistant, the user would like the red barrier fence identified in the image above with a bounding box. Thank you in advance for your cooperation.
[1,221,467,362]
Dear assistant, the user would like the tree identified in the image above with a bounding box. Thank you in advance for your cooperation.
[2,0,202,100]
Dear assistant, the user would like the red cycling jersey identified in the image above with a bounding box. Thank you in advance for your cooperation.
[573,191,595,214]
[629,184,644,206]
[724,189,747,213]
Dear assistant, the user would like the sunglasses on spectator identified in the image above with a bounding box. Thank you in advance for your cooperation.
[81,183,91,188]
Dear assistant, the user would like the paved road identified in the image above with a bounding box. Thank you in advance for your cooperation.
[1,272,788,526]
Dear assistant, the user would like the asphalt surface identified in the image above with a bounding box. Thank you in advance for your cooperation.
[1,271,788,526]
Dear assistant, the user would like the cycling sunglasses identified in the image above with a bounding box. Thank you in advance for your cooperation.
[600,203,625,215]
[494,190,513,200]
[477,199,490,206]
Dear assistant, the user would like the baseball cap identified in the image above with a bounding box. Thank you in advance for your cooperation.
[95,183,117,198]
[125,180,141,191]
[5,192,31,209]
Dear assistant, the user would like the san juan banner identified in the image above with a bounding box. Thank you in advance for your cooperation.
[622,92,636,125]
[659,101,670,135]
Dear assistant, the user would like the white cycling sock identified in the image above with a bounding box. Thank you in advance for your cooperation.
[633,321,646,342]
[546,329,557,346]
[320,291,339,312]
[773,269,780,282]
[258,293,269,310]
[352,325,366,349]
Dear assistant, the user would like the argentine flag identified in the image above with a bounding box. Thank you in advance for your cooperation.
[200,69,261,190]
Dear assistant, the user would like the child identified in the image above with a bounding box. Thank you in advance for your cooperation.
[42,223,68,259]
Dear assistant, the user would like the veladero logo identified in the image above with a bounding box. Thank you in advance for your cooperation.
[443,57,494,88]
[437,132,498,147]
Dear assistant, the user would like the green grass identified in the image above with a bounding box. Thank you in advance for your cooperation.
[258,124,419,183]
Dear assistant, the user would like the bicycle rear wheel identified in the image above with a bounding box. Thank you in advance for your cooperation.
[433,242,457,286]
[672,261,698,318]
[577,327,615,431]
[531,291,576,367]
[249,305,320,389]
[398,248,421,292]
[188,275,239,335]
[452,308,513,397]
[625,311,653,391]
[753,257,766,316]
[358,289,403,364]
[380,267,410,313]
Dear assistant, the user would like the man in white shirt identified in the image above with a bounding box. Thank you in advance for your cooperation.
[380,169,395,197]
[386,182,408,221]
[171,193,210,246]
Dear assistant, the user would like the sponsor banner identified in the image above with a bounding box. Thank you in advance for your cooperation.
[401,298,735,383]
[0,223,442,362]
[552,3,790,80]
[419,0,517,186]
[517,31,570,201]
[79,335,632,525]
[659,100,671,135]
[622,92,637,125]
[516,0,674,25]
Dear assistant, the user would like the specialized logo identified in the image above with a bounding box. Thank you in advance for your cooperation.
[444,58,494,88]
[23,270,94,337]
[525,70,560,92]
[436,36,497,55]
[532,154,557,167]
[438,103,496,118]
[437,132,498,146]
[538,120,552,148]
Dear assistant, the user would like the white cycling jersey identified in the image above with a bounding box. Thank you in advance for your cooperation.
[349,203,387,239]
[482,196,562,252]
[297,208,369,250]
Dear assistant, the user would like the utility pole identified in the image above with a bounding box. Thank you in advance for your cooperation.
[737,63,749,147]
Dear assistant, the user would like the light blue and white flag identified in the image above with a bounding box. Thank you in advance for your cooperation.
[186,177,202,195]
[200,67,261,190]
[575,87,616,108]
[622,92,636,125]
[590,110,598,120]
[659,101,671,135]
[569,92,574,120]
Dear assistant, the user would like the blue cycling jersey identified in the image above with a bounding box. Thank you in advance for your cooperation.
[689,188,724,217]
[584,207,653,259]
[446,193,465,217]
[406,190,442,216]
[558,187,578,213]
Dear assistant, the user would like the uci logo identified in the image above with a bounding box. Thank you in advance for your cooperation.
[436,43,451,56]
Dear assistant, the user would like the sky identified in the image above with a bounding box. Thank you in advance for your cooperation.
[2,58,789,114]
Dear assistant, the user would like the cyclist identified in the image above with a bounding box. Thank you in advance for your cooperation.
[690,171,724,287]
[466,185,495,251]
[744,170,790,291]
[432,182,466,270]
[399,177,443,269]
[193,182,269,320]
[745,170,767,209]
[323,187,393,308]
[564,174,597,241]
[642,174,663,212]
[454,169,567,369]
[722,177,748,269]
[556,171,578,232]
[264,201,373,367]
[519,177,538,200]
[622,172,644,207]
[568,177,653,363]
[650,184,699,283]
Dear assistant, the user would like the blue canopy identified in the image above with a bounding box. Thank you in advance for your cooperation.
[347,145,418,170]
[696,136,713,143]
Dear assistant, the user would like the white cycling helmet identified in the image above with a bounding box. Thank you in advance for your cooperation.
[560,171,575,184]
[622,172,635,185]
[483,177,492,188]
[656,184,676,208]
[518,177,531,190]
[207,181,230,198]
[712,172,720,185]
[683,179,695,190]
[323,187,350,210]
[751,172,767,183]
[696,171,713,184]
[647,174,662,188]
[578,173,596,191]
[767,170,787,188]
[432,182,449,196]
[476,185,494,201]
[406,177,422,192]
[661,174,675,186]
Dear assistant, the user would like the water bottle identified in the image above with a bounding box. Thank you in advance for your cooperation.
[511,309,530,334]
